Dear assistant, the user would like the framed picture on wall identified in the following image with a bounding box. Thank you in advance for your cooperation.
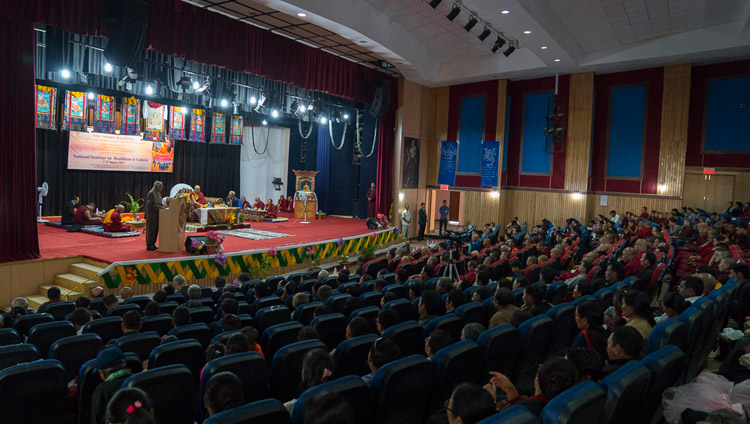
[402,137,420,189]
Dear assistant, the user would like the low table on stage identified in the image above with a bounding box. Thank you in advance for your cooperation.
[242,209,267,223]
[195,207,241,226]
[125,220,146,233]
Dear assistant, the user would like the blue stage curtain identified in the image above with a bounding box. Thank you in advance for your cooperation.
[316,124,331,214]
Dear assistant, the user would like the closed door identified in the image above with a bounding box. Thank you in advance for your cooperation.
[449,191,460,221]
[682,173,706,210]
[706,174,735,214]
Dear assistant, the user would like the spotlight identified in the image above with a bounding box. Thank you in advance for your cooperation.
[195,80,209,93]
[464,16,477,32]
[220,99,228,107]
[192,81,200,90]
[307,103,314,111]
[503,45,516,57]
[262,119,268,126]
[254,94,267,113]
[446,4,460,21]
[145,85,154,95]
[271,109,279,118]
[319,116,327,124]
[343,112,349,120]
[87,92,94,100]
[104,63,113,72]
[250,96,257,105]
[491,36,506,53]
[299,104,307,113]
[183,107,190,115]
[290,99,299,113]
[428,0,442,8]
[477,27,491,41]
[61,69,71,79]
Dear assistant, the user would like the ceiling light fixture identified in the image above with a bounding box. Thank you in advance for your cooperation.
[297,12,307,17]
[477,26,491,41]
[428,0,442,8]
[540,46,548,50]
[464,16,477,31]
[554,58,561,62]
[501,9,510,14]
[446,4,460,21]
[503,45,516,57]
[491,36,506,53]
[523,30,532,34]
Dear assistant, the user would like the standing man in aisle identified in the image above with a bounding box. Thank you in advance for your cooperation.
[367,182,377,218]
[401,203,411,238]
[146,181,165,251]
[418,203,427,241]
[439,199,450,236]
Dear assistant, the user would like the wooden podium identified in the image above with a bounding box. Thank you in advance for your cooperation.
[159,196,187,253]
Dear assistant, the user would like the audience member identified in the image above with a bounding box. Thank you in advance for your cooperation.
[91,348,134,424]
[677,276,704,302]
[172,306,191,328]
[510,309,533,328]
[241,326,263,356]
[38,286,62,313]
[362,337,403,386]
[446,382,496,424]
[298,326,321,341]
[120,287,134,301]
[316,285,333,303]
[75,296,91,310]
[521,284,549,316]
[561,347,603,382]
[603,326,643,376]
[104,387,156,424]
[304,392,354,424]
[461,323,485,342]
[284,348,334,414]
[143,301,160,317]
[376,309,400,335]
[70,307,91,334]
[445,288,465,313]
[655,292,691,323]
[152,290,167,303]
[226,333,251,355]
[489,288,519,328]
[188,284,202,301]
[621,289,655,354]
[572,300,608,360]
[418,290,441,327]
[103,294,119,310]
[121,310,141,335]
[425,329,452,359]
[204,372,243,417]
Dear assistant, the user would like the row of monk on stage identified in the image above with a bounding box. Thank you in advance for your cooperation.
[191,185,293,220]
[63,196,132,233]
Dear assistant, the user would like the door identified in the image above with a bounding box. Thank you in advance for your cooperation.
[682,173,706,210]
[449,191,461,221]
[706,175,735,214]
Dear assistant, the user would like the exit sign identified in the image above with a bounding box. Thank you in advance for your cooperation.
[440,185,449,190]
[703,168,715,175]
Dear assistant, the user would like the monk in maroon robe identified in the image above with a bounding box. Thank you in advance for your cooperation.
[278,195,289,212]
[103,205,131,232]
[367,182,376,218]
[240,196,252,210]
[253,197,265,210]
[192,185,208,209]
[73,202,103,225]
[265,199,278,219]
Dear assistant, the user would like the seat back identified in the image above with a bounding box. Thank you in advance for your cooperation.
[291,375,372,424]
[261,321,304,365]
[546,281,568,305]
[27,321,76,359]
[158,301,179,315]
[636,345,686,423]
[598,361,651,424]
[82,316,123,342]
[115,331,161,361]
[0,359,68,424]
[189,306,215,325]
[514,315,554,394]
[383,298,414,322]
[271,339,327,402]
[123,364,196,424]
[12,313,54,336]
[148,339,204,384]
[326,293,355,314]
[477,405,540,424]
[0,328,21,346]
[140,314,173,336]
[292,301,322,326]
[540,381,606,424]
[545,304,577,357]
[50,334,103,380]
[382,320,425,357]
[200,352,269,419]
[382,284,407,299]
[359,291,383,307]
[0,344,41,371]
[593,288,614,312]
[423,314,464,341]
[45,301,76,321]
[204,399,291,424]
[168,322,212,347]
[310,312,347,350]
[676,306,704,370]
[333,334,378,378]
[166,293,186,304]
[646,318,687,355]
[477,324,520,378]
[371,355,433,424]
[512,288,525,307]
[76,353,142,424]
[454,302,485,324]
[429,340,484,414]
[106,303,140,317]
[124,296,152,310]
[349,306,380,333]
[256,305,291,332]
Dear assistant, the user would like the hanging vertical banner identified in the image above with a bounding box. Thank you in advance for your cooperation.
[143,101,166,141]
[62,91,86,131]
[93,94,115,134]
[120,97,141,135]
[189,108,206,142]
[35,85,58,130]
[480,140,500,187]
[211,112,226,144]
[168,106,187,140]
[438,140,459,186]
[230,115,243,145]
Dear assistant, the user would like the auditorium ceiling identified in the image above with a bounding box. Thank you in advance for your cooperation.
[185,0,750,86]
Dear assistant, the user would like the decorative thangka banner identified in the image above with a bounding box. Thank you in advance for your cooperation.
[143,101,167,141]
[93,94,115,134]
[211,112,225,144]
[189,108,206,142]
[35,85,58,129]
[168,106,188,140]
[62,91,86,131]
[480,140,500,187]
[230,115,243,145]
[120,97,141,135]
[438,140,458,186]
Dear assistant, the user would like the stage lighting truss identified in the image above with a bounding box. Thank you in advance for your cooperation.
[427,1,517,57]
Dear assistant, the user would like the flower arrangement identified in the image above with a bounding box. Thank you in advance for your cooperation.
[191,230,226,255]
[340,254,349,263]
[375,213,390,229]
[226,211,237,230]
[269,247,278,257]
[121,193,144,221]
[307,246,321,267]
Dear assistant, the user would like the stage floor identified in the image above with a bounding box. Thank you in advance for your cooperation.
[38,214,373,264]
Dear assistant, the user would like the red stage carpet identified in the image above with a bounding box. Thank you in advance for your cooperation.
[38,214,373,264]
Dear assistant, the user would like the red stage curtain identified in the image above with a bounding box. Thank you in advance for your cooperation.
[0,15,40,262]
[0,0,105,36]
[375,109,395,217]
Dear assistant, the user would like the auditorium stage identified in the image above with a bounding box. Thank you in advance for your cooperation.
[39,214,380,263]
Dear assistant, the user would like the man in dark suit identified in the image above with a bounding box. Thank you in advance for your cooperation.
[145,181,165,251]
[418,202,427,241]
[61,195,79,225]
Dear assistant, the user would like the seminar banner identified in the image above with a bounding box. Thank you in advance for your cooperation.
[438,140,458,186]
[68,131,174,173]
[481,140,500,187]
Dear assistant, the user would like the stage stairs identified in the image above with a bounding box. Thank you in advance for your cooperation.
[3,258,108,311]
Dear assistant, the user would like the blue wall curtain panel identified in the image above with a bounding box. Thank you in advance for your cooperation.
[521,92,553,174]
[438,141,459,185]
[457,96,485,173]
[607,85,646,178]
[481,141,500,187]
[704,77,750,152]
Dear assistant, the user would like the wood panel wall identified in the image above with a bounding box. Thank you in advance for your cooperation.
[462,191,502,227]
[564,72,594,193]
[495,79,508,186]
[426,87,449,187]
[735,172,750,202]
[657,64,691,197]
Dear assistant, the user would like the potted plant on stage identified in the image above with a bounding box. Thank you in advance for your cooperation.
[226,210,237,230]
[191,230,226,255]
[121,193,144,222]
[339,254,351,269]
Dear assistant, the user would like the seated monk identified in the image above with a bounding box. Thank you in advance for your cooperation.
[191,185,208,208]
[265,199,278,219]
[73,202,103,225]
[278,195,289,212]
[240,195,252,210]
[103,205,131,232]
[253,197,265,210]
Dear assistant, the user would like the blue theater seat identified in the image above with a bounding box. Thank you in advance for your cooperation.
[545,281,567,305]
[636,345,686,423]
[0,343,41,371]
[49,333,103,380]
[204,399,291,424]
[27,320,76,359]
[292,301,323,325]
[82,316,123,342]
[200,352,269,420]
[476,324,520,378]
[12,312,54,336]
[646,318,687,355]
[261,321,303,364]
[158,301,179,316]
[360,291,383,308]
[271,339,327,402]
[423,314,464,341]
[0,328,21,346]
[124,296,152,310]
[349,306,380,332]
[598,361,651,424]
[0,359,68,424]
[540,381,605,424]
[106,303,140,317]
[545,304,576,357]
[45,301,76,321]
[333,334,378,378]
[148,339,204,384]
[189,306,216,325]
[291,375,372,424]
[371,354,433,424]
[77,353,142,424]
[327,293,355,314]
[115,331,161,361]
[122,364,196,424]
[455,302,485,324]
[256,305,291,332]
[477,405,539,424]
[383,298,415,322]
[140,314,173,336]
[381,320,424,357]
[310,312,347,350]
[514,315,554,395]
[428,340,484,414]
[382,283,407,299]
[168,322,212,347]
